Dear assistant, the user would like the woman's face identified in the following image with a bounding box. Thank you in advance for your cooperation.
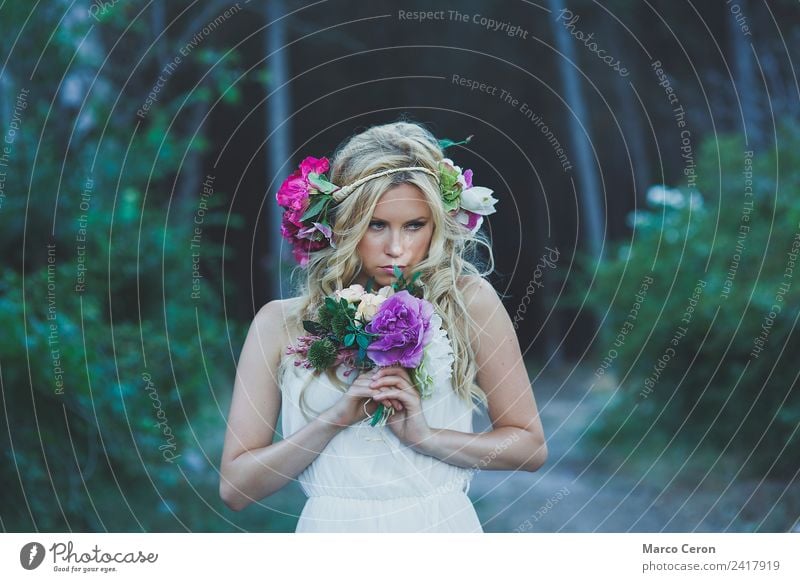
[354,183,434,288]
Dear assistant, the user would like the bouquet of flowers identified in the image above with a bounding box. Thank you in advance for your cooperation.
[286,268,437,426]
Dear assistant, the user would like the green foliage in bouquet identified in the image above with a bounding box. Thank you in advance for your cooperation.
[302,297,377,371]
[369,265,424,298]
[301,266,427,373]
[361,265,424,297]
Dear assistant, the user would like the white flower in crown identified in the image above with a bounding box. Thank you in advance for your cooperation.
[439,156,498,235]
[455,185,499,235]
[461,186,499,215]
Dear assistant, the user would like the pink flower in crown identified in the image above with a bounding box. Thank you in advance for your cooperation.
[442,162,497,235]
[455,209,484,233]
[462,168,473,189]
[297,222,333,241]
[276,171,308,213]
[276,156,334,265]
[281,214,328,267]
[276,156,330,214]
[299,156,329,179]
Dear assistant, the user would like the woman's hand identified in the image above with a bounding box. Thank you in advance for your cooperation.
[321,369,378,427]
[370,365,432,448]
[321,368,405,427]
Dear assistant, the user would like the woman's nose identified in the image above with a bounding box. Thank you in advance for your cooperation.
[386,231,403,256]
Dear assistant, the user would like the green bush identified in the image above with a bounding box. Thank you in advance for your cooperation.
[0,187,244,530]
[566,119,800,479]
[0,4,260,531]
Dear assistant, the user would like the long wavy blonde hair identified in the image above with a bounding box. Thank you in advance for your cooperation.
[282,120,496,413]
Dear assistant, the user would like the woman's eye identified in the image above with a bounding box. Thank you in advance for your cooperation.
[369,221,425,230]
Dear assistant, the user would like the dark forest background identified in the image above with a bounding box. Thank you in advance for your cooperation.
[1,0,798,532]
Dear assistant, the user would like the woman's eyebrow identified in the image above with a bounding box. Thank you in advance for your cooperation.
[371,216,429,223]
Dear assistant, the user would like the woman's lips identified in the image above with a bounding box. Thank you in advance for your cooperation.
[379,265,404,273]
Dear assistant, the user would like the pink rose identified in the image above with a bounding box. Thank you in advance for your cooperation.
[299,156,329,180]
[276,170,308,210]
[276,156,335,264]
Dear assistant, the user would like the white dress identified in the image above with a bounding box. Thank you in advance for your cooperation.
[278,314,484,533]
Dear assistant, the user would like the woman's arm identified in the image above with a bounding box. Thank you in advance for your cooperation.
[413,277,547,472]
[219,300,347,511]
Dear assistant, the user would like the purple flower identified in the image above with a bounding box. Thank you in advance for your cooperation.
[365,290,435,368]
[454,208,484,234]
[463,168,473,189]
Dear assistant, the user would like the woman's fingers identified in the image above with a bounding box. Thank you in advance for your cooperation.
[349,369,413,414]
[352,372,378,388]
[370,387,402,411]
[370,371,411,386]
[372,387,416,407]
[370,373,420,412]
[370,376,414,395]
[369,369,413,411]
[373,366,412,382]
[344,384,403,415]
[381,398,402,411]
[347,385,377,400]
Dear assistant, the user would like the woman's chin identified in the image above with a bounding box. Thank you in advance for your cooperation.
[373,273,394,284]
[360,268,406,287]
[367,273,396,287]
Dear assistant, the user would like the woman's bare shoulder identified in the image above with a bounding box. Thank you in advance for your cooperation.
[457,275,509,335]
[252,297,305,342]
[456,275,498,309]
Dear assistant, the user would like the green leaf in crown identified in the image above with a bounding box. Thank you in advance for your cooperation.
[307,172,339,194]
[438,161,463,212]
[437,135,473,150]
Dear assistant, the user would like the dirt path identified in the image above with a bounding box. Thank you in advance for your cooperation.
[468,362,800,533]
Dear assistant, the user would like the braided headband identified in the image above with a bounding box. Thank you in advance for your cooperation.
[276,135,499,268]
[331,166,439,203]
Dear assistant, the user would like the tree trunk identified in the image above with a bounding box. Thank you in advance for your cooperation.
[265,0,292,300]
[176,100,210,209]
[152,0,167,66]
[547,0,605,365]
[727,0,764,150]
[547,0,604,262]
[606,24,651,203]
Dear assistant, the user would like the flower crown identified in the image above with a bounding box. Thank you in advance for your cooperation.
[276,135,499,267]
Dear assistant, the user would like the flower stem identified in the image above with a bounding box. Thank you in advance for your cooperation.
[369,403,393,427]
